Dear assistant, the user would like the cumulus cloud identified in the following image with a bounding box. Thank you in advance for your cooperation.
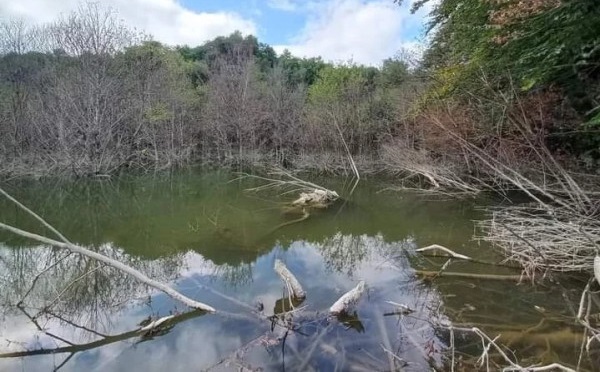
[274,0,426,66]
[0,0,257,46]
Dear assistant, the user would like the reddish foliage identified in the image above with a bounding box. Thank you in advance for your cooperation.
[489,0,561,26]
[409,87,579,172]
[489,0,561,44]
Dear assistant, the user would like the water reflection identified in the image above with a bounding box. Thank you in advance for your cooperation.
[0,233,448,371]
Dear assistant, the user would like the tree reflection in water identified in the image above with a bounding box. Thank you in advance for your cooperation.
[0,233,449,371]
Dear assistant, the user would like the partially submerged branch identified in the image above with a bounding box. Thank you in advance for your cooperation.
[452,326,578,372]
[274,259,306,299]
[0,186,216,313]
[0,309,206,359]
[416,244,472,260]
[0,222,216,313]
[416,243,520,268]
[329,281,366,315]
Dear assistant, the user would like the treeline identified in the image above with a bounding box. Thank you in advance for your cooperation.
[0,3,417,177]
[1,1,598,181]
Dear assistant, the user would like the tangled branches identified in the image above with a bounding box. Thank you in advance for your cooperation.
[477,206,600,275]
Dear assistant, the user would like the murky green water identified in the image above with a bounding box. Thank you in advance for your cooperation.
[0,170,597,371]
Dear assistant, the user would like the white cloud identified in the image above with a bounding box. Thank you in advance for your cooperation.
[274,0,427,66]
[0,0,257,46]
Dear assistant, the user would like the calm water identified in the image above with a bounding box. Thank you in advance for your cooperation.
[0,170,596,371]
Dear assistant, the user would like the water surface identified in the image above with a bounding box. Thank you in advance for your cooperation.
[0,170,596,371]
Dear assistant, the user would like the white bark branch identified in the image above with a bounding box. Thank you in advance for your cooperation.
[416,244,472,260]
[0,222,217,313]
[274,259,305,298]
[0,187,72,244]
[329,280,366,314]
[140,315,175,332]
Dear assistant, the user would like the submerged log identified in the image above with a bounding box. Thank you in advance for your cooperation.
[292,189,339,207]
[330,281,366,314]
[274,259,306,298]
[415,270,522,281]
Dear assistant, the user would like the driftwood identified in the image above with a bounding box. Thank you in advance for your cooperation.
[292,189,339,207]
[330,281,366,314]
[274,259,306,299]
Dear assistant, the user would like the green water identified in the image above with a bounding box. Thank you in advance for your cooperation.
[0,170,596,371]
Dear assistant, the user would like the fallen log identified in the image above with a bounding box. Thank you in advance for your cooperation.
[330,281,366,314]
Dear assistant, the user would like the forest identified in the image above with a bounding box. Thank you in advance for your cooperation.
[0,1,598,181]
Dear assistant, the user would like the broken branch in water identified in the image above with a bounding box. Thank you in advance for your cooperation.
[416,244,472,260]
[330,281,366,315]
[416,243,521,268]
[274,259,306,299]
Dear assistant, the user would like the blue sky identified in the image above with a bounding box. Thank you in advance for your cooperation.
[180,0,308,45]
[1,0,432,65]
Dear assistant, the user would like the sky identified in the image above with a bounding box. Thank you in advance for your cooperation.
[0,0,432,66]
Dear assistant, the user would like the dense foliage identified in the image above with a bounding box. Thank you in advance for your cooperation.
[411,0,600,164]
